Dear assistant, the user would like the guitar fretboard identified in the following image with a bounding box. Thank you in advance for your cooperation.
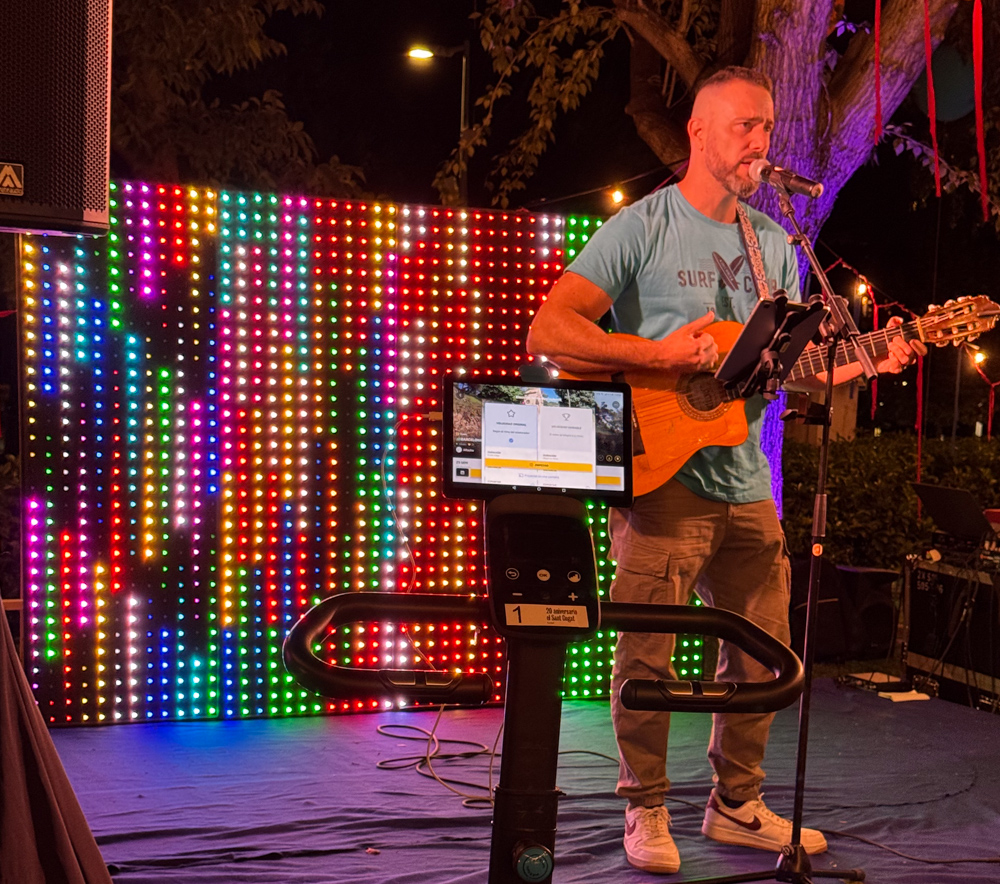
[785,321,920,382]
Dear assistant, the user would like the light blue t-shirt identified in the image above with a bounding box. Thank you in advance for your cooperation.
[567,184,800,504]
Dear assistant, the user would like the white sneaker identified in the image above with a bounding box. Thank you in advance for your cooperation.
[623,804,681,874]
[701,789,828,855]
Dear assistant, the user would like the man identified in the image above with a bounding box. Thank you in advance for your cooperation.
[526,66,925,875]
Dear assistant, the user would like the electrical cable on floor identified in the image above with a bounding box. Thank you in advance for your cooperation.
[376,712,496,808]
[823,829,1000,866]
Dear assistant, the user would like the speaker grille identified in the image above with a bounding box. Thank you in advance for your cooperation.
[0,0,111,234]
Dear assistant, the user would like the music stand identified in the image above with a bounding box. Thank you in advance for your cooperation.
[715,293,828,400]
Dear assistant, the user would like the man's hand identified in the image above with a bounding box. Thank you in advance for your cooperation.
[878,315,928,373]
[654,311,719,372]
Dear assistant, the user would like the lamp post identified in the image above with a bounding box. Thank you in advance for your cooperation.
[952,343,986,441]
[952,346,962,443]
[407,41,471,205]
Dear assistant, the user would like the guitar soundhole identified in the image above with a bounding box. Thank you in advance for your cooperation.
[678,373,729,420]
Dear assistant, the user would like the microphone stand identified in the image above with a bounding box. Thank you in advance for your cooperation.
[675,185,873,884]
[774,185,872,882]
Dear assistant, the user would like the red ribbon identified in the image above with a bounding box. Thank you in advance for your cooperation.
[873,0,883,142]
[972,355,999,440]
[973,0,988,222]
[923,0,941,197]
[870,301,880,421]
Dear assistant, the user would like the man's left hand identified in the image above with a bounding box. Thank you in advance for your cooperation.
[878,315,928,374]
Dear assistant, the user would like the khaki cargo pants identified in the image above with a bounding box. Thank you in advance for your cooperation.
[608,479,791,806]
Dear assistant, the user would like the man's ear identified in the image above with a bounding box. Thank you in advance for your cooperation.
[687,116,704,152]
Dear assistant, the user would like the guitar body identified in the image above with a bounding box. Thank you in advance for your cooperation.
[565,321,749,497]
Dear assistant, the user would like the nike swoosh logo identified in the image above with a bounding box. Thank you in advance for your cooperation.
[625,819,637,836]
[710,797,762,831]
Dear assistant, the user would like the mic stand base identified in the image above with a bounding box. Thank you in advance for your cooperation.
[669,844,865,884]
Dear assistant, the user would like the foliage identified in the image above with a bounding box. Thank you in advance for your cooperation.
[884,5,1000,233]
[435,0,623,206]
[782,434,1000,570]
[111,0,364,195]
[886,122,1000,233]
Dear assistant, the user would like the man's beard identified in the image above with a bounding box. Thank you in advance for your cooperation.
[706,145,759,198]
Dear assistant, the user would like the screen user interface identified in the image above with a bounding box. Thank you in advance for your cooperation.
[449,380,627,495]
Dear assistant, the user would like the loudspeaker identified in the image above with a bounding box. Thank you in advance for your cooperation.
[836,566,899,659]
[0,0,112,235]
[789,558,851,662]
[905,561,1000,702]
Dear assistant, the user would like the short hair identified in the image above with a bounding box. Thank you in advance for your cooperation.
[694,66,773,98]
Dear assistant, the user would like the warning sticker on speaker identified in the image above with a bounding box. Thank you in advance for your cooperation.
[504,603,589,628]
[0,163,24,197]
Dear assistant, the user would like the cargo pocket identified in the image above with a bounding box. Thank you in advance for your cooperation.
[610,536,674,605]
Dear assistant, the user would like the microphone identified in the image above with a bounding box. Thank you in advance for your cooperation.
[748,159,824,199]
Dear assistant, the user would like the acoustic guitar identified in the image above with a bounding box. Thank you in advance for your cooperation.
[562,296,1000,496]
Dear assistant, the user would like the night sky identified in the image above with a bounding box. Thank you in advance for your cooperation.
[232,0,658,211]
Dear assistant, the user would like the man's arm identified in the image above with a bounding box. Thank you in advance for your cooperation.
[527,272,720,375]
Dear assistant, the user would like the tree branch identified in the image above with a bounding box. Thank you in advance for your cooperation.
[624,30,691,166]
[749,0,832,114]
[614,0,705,89]
[829,0,959,149]
[715,0,757,68]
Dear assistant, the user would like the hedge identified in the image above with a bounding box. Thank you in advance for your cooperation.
[781,434,1000,570]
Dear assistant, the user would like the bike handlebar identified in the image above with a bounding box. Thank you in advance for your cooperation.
[282,593,496,705]
[603,602,804,713]
[283,595,803,713]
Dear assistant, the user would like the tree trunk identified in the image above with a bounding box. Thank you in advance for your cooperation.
[753,0,959,239]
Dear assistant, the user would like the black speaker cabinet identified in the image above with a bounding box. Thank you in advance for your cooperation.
[790,557,850,662]
[836,565,899,659]
[0,0,112,235]
[904,561,1000,703]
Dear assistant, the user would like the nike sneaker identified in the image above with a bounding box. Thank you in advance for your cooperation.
[701,788,828,854]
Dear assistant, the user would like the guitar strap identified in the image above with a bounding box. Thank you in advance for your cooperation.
[735,201,770,302]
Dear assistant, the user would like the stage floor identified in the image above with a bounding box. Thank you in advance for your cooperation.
[50,679,1000,883]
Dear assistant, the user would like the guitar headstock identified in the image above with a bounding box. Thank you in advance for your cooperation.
[919,296,1000,346]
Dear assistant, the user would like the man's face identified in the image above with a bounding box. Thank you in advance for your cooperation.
[698,81,774,198]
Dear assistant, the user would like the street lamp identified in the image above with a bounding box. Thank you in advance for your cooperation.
[407,41,471,205]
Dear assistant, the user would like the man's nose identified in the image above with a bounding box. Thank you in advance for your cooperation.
[749,126,769,154]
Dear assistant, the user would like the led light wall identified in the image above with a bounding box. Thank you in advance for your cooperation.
[20,189,755,725]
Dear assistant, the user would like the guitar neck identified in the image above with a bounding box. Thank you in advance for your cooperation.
[786,319,921,382]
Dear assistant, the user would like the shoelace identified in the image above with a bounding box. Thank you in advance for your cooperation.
[740,795,790,828]
[637,806,672,838]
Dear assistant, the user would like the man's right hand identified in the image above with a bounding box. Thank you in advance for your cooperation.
[654,311,719,372]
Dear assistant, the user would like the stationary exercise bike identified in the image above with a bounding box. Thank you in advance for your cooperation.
[283,373,804,884]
